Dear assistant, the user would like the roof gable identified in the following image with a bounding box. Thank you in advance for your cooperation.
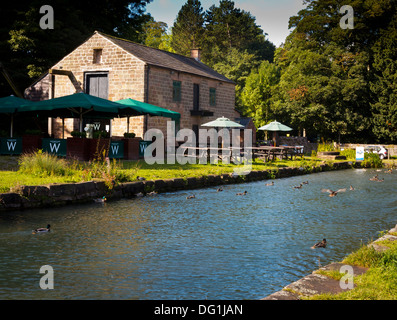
[96,31,235,84]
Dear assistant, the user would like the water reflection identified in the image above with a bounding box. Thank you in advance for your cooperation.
[0,169,396,299]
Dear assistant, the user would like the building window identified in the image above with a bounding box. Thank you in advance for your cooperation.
[173,80,181,102]
[193,83,200,110]
[209,87,216,106]
[93,49,103,64]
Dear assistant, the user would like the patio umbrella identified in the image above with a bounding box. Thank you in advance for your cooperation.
[258,120,293,146]
[20,93,121,132]
[201,116,244,128]
[0,95,36,137]
[116,98,180,120]
[201,116,244,150]
[116,98,181,133]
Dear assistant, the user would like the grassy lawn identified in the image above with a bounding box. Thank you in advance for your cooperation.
[310,234,397,300]
[0,153,330,193]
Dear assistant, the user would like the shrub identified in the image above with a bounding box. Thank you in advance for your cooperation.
[317,139,340,152]
[362,152,383,168]
[340,148,356,160]
[18,150,75,177]
[24,129,42,135]
[71,131,86,138]
[93,131,109,139]
[123,132,136,138]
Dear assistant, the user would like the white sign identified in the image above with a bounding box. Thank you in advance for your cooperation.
[356,146,364,161]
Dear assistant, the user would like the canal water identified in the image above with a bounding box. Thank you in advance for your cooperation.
[0,169,396,300]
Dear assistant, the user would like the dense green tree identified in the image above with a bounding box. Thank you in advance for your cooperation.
[240,61,280,131]
[142,18,174,52]
[271,0,397,142]
[171,0,205,56]
[202,0,275,66]
[1,0,152,96]
[370,13,397,143]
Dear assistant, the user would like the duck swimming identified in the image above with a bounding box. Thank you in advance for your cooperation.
[265,182,274,186]
[293,184,303,189]
[94,196,106,203]
[321,188,346,197]
[236,191,247,196]
[32,224,51,234]
[186,194,195,199]
[369,175,379,181]
[311,239,327,249]
[217,187,223,192]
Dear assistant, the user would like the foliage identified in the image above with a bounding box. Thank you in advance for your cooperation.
[170,0,276,104]
[317,140,340,152]
[141,18,173,51]
[312,238,397,300]
[24,129,41,135]
[1,0,153,96]
[93,131,109,139]
[82,158,136,189]
[240,61,280,129]
[370,14,397,143]
[124,132,136,138]
[340,148,356,160]
[71,131,86,138]
[18,150,77,177]
[362,152,383,168]
[171,0,205,56]
[202,0,275,64]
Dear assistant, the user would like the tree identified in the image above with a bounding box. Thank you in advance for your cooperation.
[202,0,275,66]
[370,13,397,143]
[1,0,152,96]
[271,0,397,142]
[142,18,174,52]
[240,61,280,131]
[171,0,205,56]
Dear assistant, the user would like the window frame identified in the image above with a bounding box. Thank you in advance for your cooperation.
[173,80,182,102]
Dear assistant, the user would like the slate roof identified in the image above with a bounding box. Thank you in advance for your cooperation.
[97,31,235,84]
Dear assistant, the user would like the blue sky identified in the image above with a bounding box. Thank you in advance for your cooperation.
[145,0,307,47]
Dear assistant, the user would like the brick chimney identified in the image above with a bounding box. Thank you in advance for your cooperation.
[190,48,201,62]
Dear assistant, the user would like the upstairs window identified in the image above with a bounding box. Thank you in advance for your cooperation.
[209,87,216,106]
[93,49,103,64]
[173,80,181,102]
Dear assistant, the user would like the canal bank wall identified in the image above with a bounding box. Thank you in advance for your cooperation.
[0,161,356,212]
[263,224,397,300]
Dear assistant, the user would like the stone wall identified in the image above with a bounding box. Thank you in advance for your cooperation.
[0,161,355,212]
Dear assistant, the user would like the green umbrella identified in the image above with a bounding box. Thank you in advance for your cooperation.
[258,120,293,146]
[0,95,36,137]
[201,117,244,150]
[20,93,122,132]
[116,98,181,121]
[201,116,244,128]
[258,120,293,132]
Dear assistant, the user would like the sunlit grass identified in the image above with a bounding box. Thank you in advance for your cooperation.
[0,153,342,193]
[310,238,397,300]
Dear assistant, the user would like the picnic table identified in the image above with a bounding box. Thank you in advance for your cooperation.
[177,145,304,163]
[180,146,246,163]
[247,146,304,161]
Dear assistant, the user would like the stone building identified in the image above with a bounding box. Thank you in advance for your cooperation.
[25,31,240,140]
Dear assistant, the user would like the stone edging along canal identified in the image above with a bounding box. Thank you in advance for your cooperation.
[0,161,356,212]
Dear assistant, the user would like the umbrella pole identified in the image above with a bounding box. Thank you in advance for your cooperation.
[127,117,130,133]
[79,109,83,133]
[10,114,14,138]
[62,118,65,139]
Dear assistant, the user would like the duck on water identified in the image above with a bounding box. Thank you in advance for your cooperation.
[32,224,51,234]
